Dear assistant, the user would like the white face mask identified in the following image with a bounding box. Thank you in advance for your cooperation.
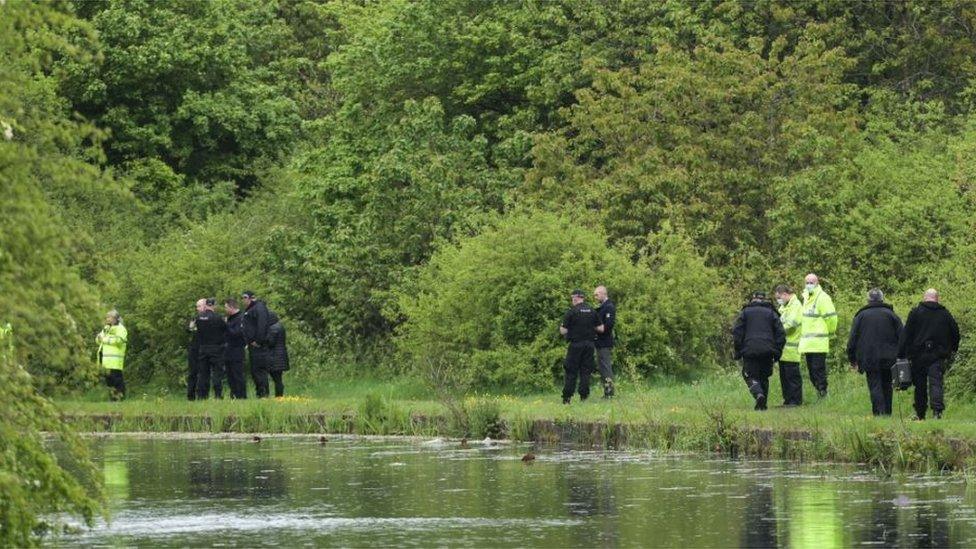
[805,283,816,293]
[776,298,785,306]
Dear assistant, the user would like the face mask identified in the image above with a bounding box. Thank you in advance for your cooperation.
[805,283,816,293]
[776,298,785,306]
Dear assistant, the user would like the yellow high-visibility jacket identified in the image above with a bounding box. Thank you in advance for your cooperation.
[98,324,127,370]
[798,286,837,354]
[779,294,803,362]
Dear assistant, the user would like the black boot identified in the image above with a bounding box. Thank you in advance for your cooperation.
[754,394,767,411]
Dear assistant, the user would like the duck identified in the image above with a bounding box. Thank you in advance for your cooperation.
[251,435,262,443]
[318,436,328,444]
[459,437,469,449]
[521,452,536,462]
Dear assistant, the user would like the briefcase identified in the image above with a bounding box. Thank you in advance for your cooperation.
[892,358,912,391]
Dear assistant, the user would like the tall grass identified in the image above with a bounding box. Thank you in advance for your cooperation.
[59,370,976,472]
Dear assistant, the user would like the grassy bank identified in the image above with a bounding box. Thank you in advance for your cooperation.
[59,370,976,473]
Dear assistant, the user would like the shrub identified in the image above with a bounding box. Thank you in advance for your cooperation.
[464,397,504,439]
[393,210,732,391]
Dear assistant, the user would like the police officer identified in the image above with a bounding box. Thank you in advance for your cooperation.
[559,289,604,404]
[774,284,803,406]
[223,298,247,399]
[96,309,127,401]
[241,290,282,398]
[799,273,837,398]
[732,291,786,411]
[192,298,227,399]
[593,285,616,399]
[846,289,902,416]
[898,288,961,420]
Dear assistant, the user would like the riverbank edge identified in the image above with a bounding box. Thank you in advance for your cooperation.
[63,410,976,474]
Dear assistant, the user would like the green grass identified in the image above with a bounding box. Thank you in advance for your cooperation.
[58,369,976,472]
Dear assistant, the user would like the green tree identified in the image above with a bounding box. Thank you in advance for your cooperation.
[0,0,123,389]
[62,0,304,198]
[523,31,858,279]
[0,325,103,546]
[272,98,517,350]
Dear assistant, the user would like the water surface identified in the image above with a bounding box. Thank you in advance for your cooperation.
[60,436,976,547]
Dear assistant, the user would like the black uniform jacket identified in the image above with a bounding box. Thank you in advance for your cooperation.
[846,302,903,370]
[595,299,616,349]
[732,301,786,360]
[242,300,279,347]
[194,310,227,347]
[268,322,290,372]
[224,311,246,362]
[562,302,603,344]
[898,301,961,361]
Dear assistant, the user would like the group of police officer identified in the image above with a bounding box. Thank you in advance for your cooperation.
[99,277,958,418]
[559,286,616,404]
[732,273,960,419]
[187,291,289,400]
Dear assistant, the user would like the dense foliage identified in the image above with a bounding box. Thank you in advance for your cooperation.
[0,325,102,545]
[3,0,976,391]
[395,212,729,389]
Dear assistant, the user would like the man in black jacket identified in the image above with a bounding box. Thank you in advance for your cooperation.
[732,291,786,411]
[846,289,903,416]
[898,289,961,419]
[241,291,284,398]
[192,298,227,399]
[559,289,604,404]
[223,298,247,399]
[593,285,616,399]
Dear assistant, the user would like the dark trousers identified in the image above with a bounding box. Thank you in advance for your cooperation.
[187,348,199,400]
[778,361,802,405]
[742,357,772,409]
[562,342,595,401]
[105,369,125,401]
[195,345,225,399]
[912,359,944,418]
[253,368,284,398]
[250,347,283,398]
[805,353,828,394]
[596,346,614,397]
[226,358,247,399]
[865,362,893,416]
[271,370,284,397]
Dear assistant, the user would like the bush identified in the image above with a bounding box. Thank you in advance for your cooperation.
[464,397,504,439]
[393,211,732,391]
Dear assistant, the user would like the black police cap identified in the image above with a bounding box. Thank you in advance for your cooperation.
[571,289,585,297]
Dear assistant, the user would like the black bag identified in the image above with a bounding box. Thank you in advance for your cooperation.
[892,358,912,391]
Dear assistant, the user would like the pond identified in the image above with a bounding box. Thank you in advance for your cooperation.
[58,435,976,547]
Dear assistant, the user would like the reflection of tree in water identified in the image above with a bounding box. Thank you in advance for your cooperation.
[740,483,778,548]
[187,453,287,500]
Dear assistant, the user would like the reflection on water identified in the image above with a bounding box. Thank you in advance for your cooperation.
[59,437,976,547]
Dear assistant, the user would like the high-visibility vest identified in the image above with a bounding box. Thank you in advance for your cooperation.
[779,295,803,362]
[798,286,837,354]
[98,324,127,370]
